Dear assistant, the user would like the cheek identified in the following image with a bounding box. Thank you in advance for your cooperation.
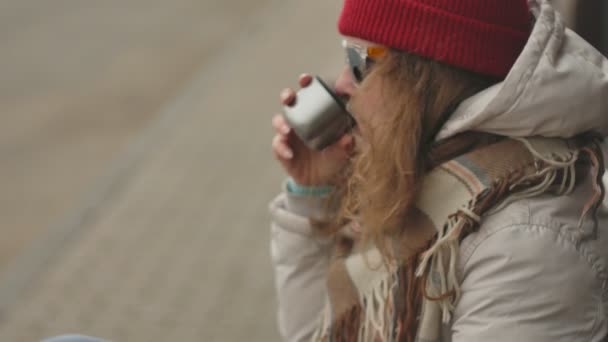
[348,88,387,136]
[346,96,368,135]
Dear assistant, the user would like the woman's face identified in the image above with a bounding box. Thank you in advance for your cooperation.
[334,38,389,139]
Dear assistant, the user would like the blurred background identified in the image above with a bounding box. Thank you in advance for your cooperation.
[0,1,605,341]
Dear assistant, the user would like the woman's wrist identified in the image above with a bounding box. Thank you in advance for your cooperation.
[286,177,334,197]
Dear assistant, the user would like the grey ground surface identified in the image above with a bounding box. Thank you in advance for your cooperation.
[0,0,343,340]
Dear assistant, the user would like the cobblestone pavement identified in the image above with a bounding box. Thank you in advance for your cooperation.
[0,0,343,341]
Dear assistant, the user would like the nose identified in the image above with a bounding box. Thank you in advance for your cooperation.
[334,66,357,98]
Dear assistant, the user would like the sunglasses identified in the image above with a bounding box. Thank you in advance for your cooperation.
[342,39,388,83]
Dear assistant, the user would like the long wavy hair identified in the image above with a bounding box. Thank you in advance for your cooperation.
[326,49,500,258]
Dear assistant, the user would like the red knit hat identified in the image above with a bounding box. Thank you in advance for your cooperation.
[338,0,532,78]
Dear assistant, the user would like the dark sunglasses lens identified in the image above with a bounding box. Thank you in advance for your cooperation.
[351,66,363,82]
[346,47,365,83]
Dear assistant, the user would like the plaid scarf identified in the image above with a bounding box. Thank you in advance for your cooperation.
[312,136,605,342]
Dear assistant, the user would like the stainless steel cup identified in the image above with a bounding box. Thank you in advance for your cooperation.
[282,76,354,150]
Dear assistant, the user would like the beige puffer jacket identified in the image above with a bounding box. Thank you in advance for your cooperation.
[270,0,608,341]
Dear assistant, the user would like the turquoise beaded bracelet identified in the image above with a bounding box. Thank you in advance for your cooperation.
[286,178,333,197]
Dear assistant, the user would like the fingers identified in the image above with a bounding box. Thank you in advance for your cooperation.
[272,114,293,160]
[272,134,293,160]
[280,88,296,106]
[281,74,313,107]
[272,114,291,135]
[298,73,313,88]
[338,134,354,150]
[323,134,355,159]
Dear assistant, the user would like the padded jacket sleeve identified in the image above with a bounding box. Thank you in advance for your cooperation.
[451,223,607,342]
[269,190,334,342]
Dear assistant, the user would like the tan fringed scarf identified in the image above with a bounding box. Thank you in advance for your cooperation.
[311,136,605,342]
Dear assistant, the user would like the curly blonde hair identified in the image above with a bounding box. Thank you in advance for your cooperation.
[332,50,499,258]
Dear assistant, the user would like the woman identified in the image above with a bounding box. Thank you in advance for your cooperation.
[270,0,608,341]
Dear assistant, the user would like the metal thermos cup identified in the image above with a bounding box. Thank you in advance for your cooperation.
[282,76,354,150]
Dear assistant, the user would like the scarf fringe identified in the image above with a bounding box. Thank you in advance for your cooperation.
[313,137,606,341]
[414,138,606,324]
[330,305,362,342]
[312,273,398,342]
[357,274,398,342]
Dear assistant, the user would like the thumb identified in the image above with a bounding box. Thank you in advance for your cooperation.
[323,134,354,160]
[336,134,355,154]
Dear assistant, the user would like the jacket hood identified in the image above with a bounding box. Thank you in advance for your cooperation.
[437,0,608,141]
